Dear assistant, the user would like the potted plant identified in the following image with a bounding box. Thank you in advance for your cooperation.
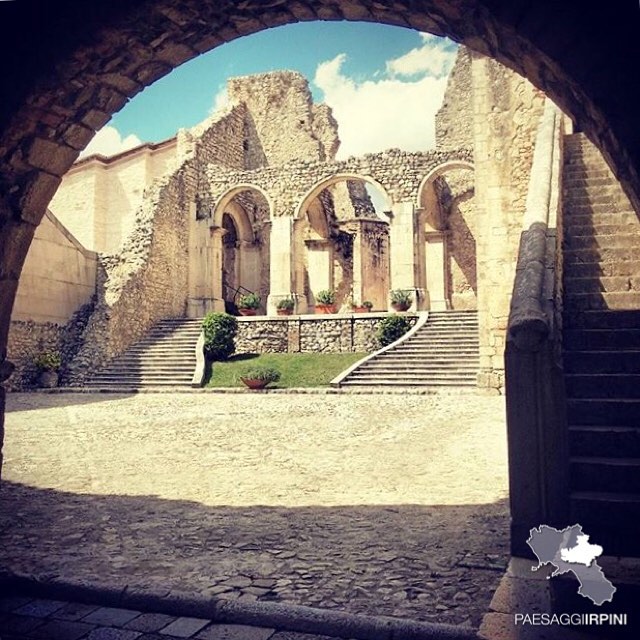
[34,350,61,388]
[352,300,374,313]
[238,365,281,390]
[277,297,295,316]
[237,293,261,316]
[390,289,412,312]
[315,289,336,314]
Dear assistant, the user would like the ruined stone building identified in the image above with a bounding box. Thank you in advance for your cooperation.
[8,47,543,392]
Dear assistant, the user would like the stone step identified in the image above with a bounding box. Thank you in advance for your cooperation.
[564,259,640,279]
[390,343,479,351]
[563,276,640,295]
[564,329,640,351]
[563,247,640,265]
[90,375,194,383]
[566,374,640,400]
[563,169,614,182]
[569,426,640,458]
[563,210,639,225]
[358,365,478,375]
[564,291,640,311]
[565,222,640,237]
[563,176,619,189]
[378,357,479,366]
[341,377,476,386]
[570,491,640,557]
[571,457,640,493]
[567,398,640,426]
[563,309,640,329]
[563,234,640,251]
[98,365,196,374]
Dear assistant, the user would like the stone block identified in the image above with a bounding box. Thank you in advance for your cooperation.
[83,607,141,627]
[159,616,209,638]
[196,624,275,640]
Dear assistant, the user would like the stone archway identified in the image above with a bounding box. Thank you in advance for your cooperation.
[417,161,476,311]
[294,173,392,312]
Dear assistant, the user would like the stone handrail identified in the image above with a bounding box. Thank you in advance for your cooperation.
[191,329,206,388]
[504,98,570,557]
[507,99,561,349]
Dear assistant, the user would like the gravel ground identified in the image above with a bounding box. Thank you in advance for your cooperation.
[0,391,509,628]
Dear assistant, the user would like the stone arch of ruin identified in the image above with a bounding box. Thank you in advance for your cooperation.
[416,160,475,210]
[212,184,274,231]
[294,173,392,221]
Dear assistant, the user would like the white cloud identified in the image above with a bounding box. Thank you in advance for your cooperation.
[386,33,457,78]
[79,126,142,159]
[209,86,230,115]
[314,52,451,159]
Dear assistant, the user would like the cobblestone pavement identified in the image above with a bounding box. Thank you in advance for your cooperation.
[0,392,509,629]
[0,595,346,640]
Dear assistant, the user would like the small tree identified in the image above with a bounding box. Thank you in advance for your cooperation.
[202,312,238,361]
[377,315,411,347]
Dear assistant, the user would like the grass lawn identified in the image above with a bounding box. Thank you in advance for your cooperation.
[207,352,368,388]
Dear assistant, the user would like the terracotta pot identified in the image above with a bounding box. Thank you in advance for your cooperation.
[352,306,370,313]
[316,304,336,314]
[38,370,59,388]
[277,308,293,316]
[239,308,257,316]
[391,302,410,312]
[241,377,269,390]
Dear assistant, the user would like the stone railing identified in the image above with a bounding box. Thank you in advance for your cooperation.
[504,99,570,556]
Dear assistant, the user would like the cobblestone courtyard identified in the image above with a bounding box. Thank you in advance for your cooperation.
[0,392,509,628]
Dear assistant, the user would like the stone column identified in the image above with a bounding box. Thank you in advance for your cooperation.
[388,201,427,310]
[239,240,261,298]
[267,216,304,314]
[425,231,449,311]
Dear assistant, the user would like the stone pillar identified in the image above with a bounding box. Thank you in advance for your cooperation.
[267,216,303,314]
[388,201,427,310]
[187,211,224,318]
[425,231,449,311]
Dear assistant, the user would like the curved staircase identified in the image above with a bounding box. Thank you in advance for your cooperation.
[336,310,479,388]
[85,318,202,389]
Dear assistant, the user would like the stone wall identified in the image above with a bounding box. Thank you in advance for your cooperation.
[436,47,473,152]
[12,210,97,325]
[471,52,546,391]
[7,299,94,390]
[227,71,339,165]
[234,314,417,355]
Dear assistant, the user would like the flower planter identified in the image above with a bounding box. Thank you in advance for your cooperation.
[391,302,410,312]
[352,306,370,313]
[240,377,269,390]
[38,370,59,388]
[239,308,257,316]
[316,304,336,314]
[277,308,293,316]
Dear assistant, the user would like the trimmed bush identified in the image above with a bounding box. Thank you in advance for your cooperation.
[34,351,61,371]
[202,312,238,361]
[377,315,411,347]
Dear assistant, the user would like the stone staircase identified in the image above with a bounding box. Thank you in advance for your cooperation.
[338,310,479,388]
[562,132,640,557]
[86,318,202,389]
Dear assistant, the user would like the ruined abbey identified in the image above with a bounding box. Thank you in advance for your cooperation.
[8,47,550,390]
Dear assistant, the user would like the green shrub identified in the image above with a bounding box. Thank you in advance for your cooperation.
[34,351,61,371]
[202,312,238,361]
[238,365,281,384]
[238,293,261,309]
[377,315,411,347]
[362,300,373,310]
[316,289,336,304]
[390,289,413,306]
[277,297,295,311]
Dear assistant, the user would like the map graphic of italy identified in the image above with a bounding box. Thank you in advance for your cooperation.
[527,524,616,606]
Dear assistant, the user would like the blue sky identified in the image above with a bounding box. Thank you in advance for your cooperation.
[83,22,459,160]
